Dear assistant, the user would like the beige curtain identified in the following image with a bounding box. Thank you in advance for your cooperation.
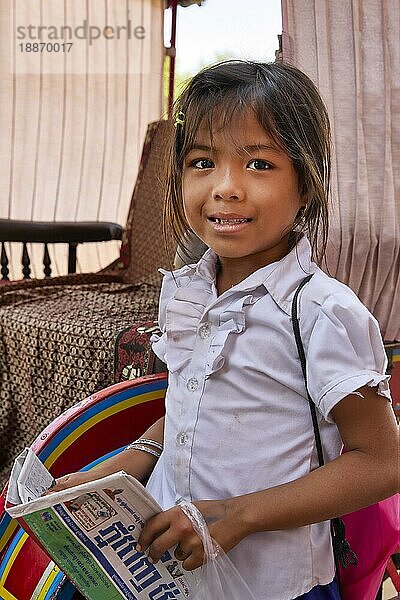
[282,0,399,341]
[0,0,164,278]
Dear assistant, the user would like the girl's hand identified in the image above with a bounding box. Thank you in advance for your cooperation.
[45,470,98,494]
[137,497,251,571]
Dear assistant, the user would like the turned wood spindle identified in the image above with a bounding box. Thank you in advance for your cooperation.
[21,242,31,279]
[43,243,52,277]
[1,242,9,280]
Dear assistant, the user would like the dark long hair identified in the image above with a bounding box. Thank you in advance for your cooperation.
[165,60,331,265]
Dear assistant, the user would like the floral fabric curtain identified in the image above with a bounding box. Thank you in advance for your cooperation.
[282,0,399,341]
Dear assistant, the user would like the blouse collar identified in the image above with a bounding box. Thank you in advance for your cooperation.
[164,236,316,316]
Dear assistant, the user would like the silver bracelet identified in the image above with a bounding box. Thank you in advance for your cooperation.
[137,438,163,452]
[125,442,161,459]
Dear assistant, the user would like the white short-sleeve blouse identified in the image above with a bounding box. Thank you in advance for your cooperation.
[146,236,390,600]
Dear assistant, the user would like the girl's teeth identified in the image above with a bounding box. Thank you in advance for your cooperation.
[214,218,248,224]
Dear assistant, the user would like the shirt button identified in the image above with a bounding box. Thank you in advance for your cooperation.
[176,432,188,445]
[198,322,211,339]
[187,377,199,391]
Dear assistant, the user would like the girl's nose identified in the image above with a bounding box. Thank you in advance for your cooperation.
[213,167,244,201]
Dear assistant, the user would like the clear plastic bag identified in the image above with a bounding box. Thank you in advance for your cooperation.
[177,500,257,600]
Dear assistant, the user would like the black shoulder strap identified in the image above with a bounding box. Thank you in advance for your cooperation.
[291,274,358,574]
[291,274,324,467]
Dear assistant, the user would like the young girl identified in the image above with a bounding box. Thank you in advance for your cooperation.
[52,61,397,599]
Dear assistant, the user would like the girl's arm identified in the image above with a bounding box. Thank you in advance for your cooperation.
[137,387,398,570]
[50,416,165,492]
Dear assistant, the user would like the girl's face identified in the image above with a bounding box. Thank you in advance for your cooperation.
[182,110,304,277]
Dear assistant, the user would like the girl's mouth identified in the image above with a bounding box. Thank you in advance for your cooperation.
[209,217,251,224]
[208,216,252,233]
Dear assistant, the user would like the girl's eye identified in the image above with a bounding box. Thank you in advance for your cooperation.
[191,158,214,169]
[247,159,271,170]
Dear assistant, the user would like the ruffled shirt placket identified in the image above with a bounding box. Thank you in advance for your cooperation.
[166,282,263,501]
[173,307,215,499]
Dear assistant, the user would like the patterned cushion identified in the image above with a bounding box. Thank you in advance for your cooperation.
[114,320,163,383]
[0,277,162,487]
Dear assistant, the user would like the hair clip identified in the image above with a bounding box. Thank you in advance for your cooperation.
[175,111,185,128]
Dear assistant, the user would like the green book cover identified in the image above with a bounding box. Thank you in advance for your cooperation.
[7,466,193,600]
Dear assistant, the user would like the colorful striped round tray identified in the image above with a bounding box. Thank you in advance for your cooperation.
[0,373,167,600]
